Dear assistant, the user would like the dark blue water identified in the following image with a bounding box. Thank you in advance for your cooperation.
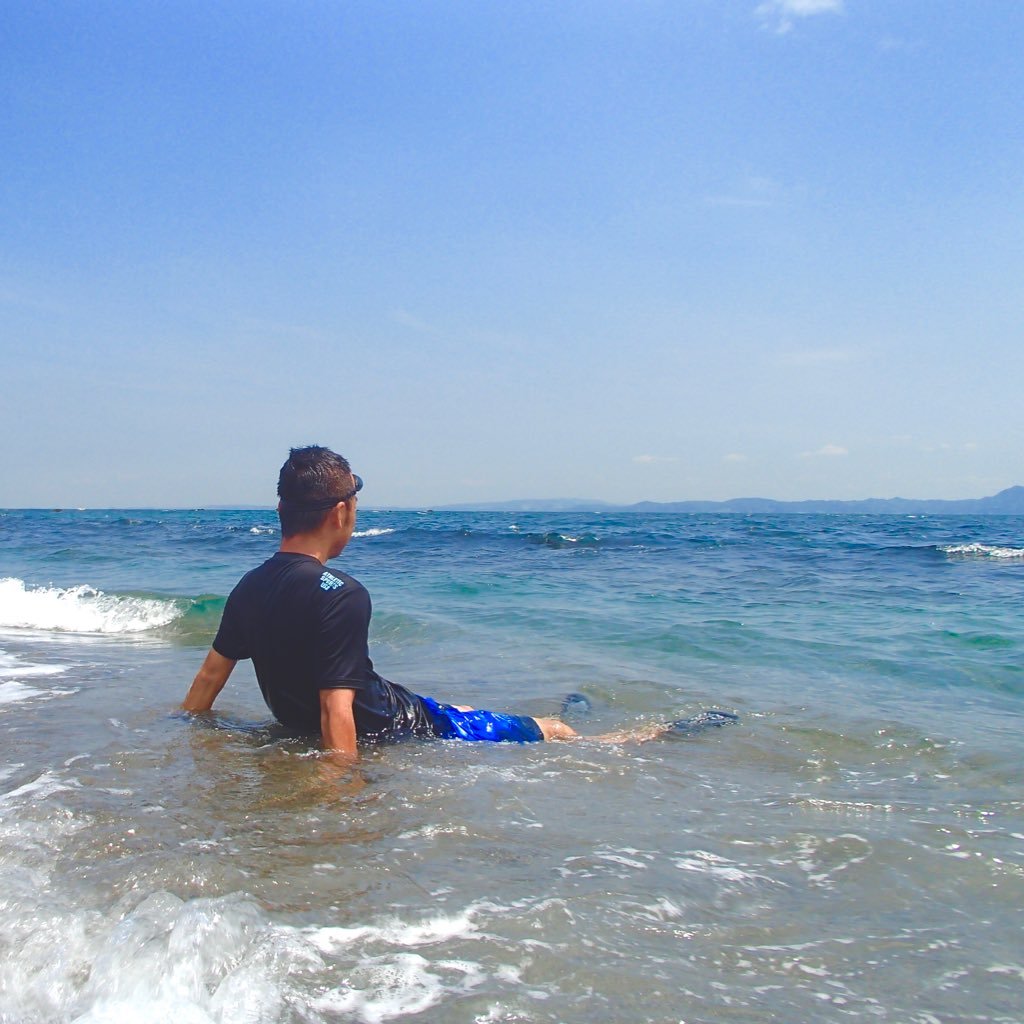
[1,509,1022,1022]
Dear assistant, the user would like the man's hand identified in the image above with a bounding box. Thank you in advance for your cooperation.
[320,687,359,764]
[182,649,236,712]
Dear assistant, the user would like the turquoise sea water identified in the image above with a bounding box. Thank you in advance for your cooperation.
[0,508,1022,1023]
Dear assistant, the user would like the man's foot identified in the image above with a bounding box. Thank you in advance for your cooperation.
[560,692,592,717]
[666,709,739,736]
[546,706,739,745]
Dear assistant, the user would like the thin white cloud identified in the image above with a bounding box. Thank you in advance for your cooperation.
[240,317,329,342]
[633,454,677,465]
[878,34,922,55]
[756,0,844,34]
[801,444,849,458]
[704,195,774,209]
[724,453,748,463]
[390,309,440,334]
[0,279,63,313]
[705,175,784,209]
[922,441,980,454]
[778,348,857,367]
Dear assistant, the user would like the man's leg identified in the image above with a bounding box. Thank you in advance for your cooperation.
[457,710,668,743]
[446,705,580,741]
[535,718,672,743]
[426,701,673,744]
[532,717,580,740]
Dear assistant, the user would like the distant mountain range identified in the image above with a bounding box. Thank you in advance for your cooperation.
[438,486,1024,515]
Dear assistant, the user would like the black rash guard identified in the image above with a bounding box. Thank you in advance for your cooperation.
[213,552,439,740]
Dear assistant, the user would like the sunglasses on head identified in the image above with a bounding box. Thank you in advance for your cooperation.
[339,474,364,503]
[279,474,363,511]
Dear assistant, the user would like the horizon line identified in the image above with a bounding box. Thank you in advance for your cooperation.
[3,484,1020,513]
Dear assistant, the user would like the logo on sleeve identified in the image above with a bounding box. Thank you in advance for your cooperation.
[319,571,345,591]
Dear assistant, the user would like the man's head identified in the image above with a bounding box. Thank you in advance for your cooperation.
[277,445,360,538]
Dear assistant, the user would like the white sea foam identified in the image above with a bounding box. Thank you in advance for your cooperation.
[790,833,873,887]
[0,814,312,1024]
[298,906,519,1023]
[941,543,1024,560]
[0,577,181,633]
[987,964,1024,980]
[0,878,499,1024]
[311,953,488,1024]
[0,648,67,678]
[310,953,448,1024]
[305,908,480,953]
[0,770,509,1024]
[353,528,396,539]
[0,768,80,805]
[0,679,72,706]
[0,649,72,706]
[672,849,767,884]
[595,850,650,870]
[7,892,307,1024]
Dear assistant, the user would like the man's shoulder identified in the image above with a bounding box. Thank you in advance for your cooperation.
[316,567,370,612]
[231,553,366,601]
[271,554,366,597]
[315,566,351,593]
[232,553,323,593]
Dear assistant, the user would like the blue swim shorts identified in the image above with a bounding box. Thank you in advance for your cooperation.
[420,696,544,743]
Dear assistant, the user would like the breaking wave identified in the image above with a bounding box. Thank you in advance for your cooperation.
[941,543,1024,561]
[0,577,184,634]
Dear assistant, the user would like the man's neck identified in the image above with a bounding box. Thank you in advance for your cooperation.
[279,535,334,563]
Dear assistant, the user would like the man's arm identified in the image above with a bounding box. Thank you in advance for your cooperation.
[320,687,359,763]
[182,648,236,712]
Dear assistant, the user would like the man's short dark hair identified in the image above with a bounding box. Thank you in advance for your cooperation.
[277,445,353,538]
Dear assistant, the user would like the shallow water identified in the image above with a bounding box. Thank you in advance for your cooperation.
[1,509,1022,1022]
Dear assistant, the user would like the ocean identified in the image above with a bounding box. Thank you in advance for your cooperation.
[0,507,1021,1023]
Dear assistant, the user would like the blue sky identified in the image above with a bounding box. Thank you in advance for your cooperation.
[2,1,1021,507]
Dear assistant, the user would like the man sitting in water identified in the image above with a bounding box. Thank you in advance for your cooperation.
[183,445,593,761]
